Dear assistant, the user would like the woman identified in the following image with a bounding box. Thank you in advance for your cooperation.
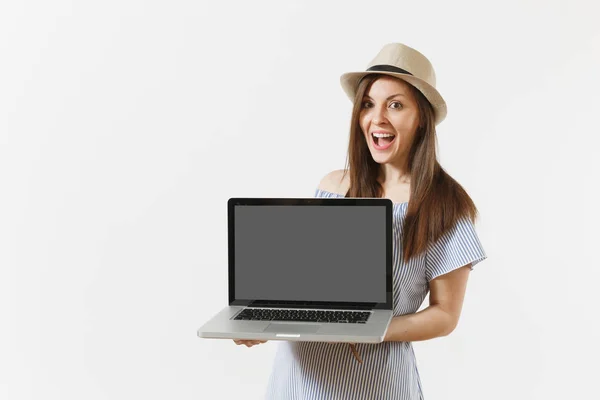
[236,43,487,400]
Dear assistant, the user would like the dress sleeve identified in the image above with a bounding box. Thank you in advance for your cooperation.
[425,217,487,281]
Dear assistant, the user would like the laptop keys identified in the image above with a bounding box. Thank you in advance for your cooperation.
[234,308,370,323]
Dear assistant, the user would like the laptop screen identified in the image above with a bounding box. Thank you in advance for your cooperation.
[231,201,390,305]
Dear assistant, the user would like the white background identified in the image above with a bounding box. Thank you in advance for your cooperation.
[1,0,599,399]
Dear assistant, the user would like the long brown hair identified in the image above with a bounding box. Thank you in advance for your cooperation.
[343,74,478,262]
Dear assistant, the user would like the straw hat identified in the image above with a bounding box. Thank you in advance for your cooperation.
[340,43,447,125]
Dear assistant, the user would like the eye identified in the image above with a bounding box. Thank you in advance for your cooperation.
[361,101,373,109]
[390,101,403,109]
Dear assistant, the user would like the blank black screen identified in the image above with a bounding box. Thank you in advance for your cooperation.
[234,205,387,303]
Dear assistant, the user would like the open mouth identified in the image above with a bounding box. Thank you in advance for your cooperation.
[371,132,396,150]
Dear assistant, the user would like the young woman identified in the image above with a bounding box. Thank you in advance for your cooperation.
[237,42,487,400]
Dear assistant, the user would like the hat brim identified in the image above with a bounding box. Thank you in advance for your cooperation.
[340,71,447,125]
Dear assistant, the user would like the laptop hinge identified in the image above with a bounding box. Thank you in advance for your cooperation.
[246,301,375,310]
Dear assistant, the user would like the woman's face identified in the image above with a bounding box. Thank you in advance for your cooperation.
[359,76,420,165]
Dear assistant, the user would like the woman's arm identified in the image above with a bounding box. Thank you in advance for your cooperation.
[383,264,471,342]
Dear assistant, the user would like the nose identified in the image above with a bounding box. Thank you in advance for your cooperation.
[371,105,388,126]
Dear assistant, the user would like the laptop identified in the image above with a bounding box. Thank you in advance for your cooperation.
[197,196,394,343]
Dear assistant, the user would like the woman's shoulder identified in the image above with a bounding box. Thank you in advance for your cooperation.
[318,169,351,195]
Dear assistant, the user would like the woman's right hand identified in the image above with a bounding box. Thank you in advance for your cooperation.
[233,339,267,348]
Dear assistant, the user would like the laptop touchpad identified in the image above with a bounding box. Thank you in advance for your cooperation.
[264,323,320,334]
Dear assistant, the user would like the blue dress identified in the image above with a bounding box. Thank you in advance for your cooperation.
[265,188,487,399]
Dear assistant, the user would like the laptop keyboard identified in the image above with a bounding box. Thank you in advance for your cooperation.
[234,308,371,323]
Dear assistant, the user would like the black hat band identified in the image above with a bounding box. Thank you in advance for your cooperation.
[366,64,413,75]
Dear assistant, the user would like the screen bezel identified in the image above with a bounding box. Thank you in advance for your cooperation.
[227,197,393,310]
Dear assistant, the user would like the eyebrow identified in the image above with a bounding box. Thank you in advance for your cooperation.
[363,93,407,101]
